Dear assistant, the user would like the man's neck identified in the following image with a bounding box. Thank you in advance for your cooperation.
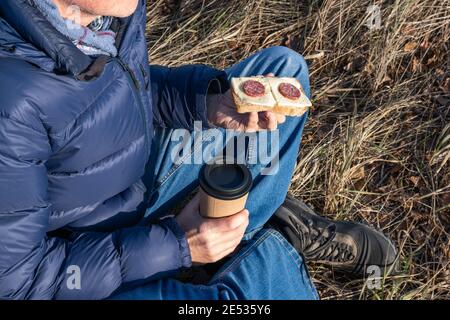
[52,0,97,27]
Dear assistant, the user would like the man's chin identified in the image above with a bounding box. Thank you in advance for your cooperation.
[71,0,139,18]
[113,9,138,18]
[111,2,140,18]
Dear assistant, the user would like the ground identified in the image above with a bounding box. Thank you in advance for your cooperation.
[146,0,449,299]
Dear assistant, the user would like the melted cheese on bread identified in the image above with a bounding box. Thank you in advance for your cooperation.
[231,77,276,108]
[268,77,312,108]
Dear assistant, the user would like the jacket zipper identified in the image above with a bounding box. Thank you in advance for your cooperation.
[115,57,149,154]
[139,63,150,90]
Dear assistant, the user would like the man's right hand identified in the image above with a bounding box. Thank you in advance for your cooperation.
[175,193,249,264]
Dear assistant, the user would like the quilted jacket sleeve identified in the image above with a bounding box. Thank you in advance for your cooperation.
[0,116,191,300]
[150,64,230,130]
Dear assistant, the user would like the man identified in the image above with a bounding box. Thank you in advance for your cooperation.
[0,0,397,300]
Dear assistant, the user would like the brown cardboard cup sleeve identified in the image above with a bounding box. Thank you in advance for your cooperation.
[198,161,252,218]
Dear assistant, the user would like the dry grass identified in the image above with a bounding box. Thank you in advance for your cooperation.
[146,0,450,299]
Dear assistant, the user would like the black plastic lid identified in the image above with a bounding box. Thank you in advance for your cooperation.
[199,160,252,200]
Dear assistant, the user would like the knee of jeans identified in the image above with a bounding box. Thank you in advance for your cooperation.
[261,46,308,73]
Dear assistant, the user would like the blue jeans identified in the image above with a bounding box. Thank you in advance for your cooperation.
[112,46,319,300]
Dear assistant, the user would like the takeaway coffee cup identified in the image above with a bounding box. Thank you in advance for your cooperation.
[198,159,252,218]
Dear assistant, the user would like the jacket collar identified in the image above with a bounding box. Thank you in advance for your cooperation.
[0,0,92,77]
[0,0,144,79]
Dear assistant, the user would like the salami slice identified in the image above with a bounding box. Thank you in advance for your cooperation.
[242,80,266,97]
[278,83,301,100]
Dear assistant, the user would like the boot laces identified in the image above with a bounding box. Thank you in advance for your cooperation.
[291,216,355,263]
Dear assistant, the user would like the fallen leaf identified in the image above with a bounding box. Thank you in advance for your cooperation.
[425,53,439,66]
[404,41,418,52]
[436,96,450,106]
[351,166,366,180]
[412,56,422,72]
[409,176,420,187]
[440,77,450,92]
[401,25,414,36]
[436,68,445,77]
[420,35,430,50]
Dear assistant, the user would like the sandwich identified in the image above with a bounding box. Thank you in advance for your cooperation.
[231,76,311,116]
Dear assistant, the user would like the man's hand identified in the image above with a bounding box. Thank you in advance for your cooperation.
[207,74,286,132]
[175,194,249,264]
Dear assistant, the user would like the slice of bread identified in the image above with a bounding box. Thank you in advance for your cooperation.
[230,76,311,116]
[231,77,276,113]
[268,77,311,116]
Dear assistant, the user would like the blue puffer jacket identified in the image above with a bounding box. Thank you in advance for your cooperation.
[0,0,228,299]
